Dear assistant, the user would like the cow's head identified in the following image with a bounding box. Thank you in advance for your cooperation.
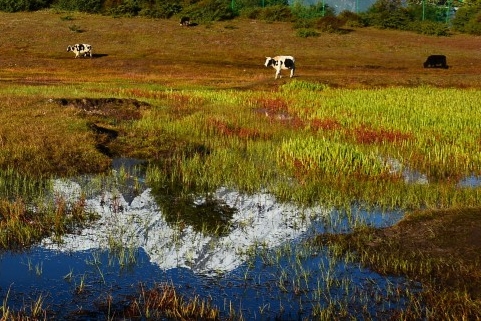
[265,57,275,67]
[67,45,73,52]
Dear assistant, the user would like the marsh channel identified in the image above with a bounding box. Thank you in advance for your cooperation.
[2,157,461,320]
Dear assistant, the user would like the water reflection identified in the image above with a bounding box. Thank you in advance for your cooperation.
[384,157,428,184]
[0,160,417,319]
[0,248,161,318]
[458,175,481,188]
[43,181,327,274]
[0,244,420,320]
[151,180,235,237]
[43,159,404,275]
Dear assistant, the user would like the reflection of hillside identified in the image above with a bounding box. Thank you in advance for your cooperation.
[150,179,235,237]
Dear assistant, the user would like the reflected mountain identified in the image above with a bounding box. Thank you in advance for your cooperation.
[43,178,322,274]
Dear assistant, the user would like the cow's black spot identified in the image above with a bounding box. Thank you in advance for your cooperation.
[284,59,294,69]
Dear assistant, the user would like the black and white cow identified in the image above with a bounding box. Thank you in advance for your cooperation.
[423,55,448,69]
[180,16,191,26]
[67,43,93,58]
[264,56,295,79]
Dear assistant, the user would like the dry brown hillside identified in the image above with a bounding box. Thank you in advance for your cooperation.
[1,10,480,90]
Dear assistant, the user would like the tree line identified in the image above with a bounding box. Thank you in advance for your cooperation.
[1,0,480,35]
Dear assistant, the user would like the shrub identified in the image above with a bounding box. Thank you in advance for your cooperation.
[68,24,83,32]
[362,0,414,29]
[293,17,315,29]
[452,4,481,35]
[408,4,449,23]
[291,0,335,20]
[266,0,289,5]
[258,4,292,22]
[0,0,52,12]
[235,0,260,11]
[238,6,263,19]
[53,0,103,13]
[106,0,141,16]
[408,20,450,36]
[139,3,182,19]
[296,27,319,37]
[315,16,346,32]
[182,0,235,22]
[462,13,481,35]
[239,4,291,21]
[362,9,413,29]
[235,0,287,11]
[338,10,365,27]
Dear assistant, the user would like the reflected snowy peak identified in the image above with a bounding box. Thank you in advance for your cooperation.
[44,180,327,275]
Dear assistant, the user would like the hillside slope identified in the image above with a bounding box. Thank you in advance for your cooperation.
[1,10,480,89]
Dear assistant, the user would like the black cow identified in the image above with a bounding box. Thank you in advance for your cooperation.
[424,55,448,69]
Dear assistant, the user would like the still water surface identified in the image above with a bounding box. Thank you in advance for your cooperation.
[0,159,420,319]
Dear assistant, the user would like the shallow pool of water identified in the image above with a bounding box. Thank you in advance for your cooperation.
[1,239,418,319]
[458,175,481,188]
[0,160,418,319]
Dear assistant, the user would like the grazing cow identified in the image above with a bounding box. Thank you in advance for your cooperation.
[423,55,448,69]
[180,16,191,26]
[67,43,92,58]
[264,56,295,79]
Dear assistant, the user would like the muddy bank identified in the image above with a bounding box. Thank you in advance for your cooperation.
[53,97,150,121]
[317,207,481,319]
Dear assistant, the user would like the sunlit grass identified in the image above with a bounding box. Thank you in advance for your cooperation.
[292,86,481,179]
[128,82,481,210]
[4,80,479,211]
[124,282,220,320]
[0,92,110,176]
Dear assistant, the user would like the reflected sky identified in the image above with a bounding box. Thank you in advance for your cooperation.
[0,162,415,319]
[0,242,419,319]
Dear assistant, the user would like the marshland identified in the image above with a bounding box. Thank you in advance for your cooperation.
[1,7,481,320]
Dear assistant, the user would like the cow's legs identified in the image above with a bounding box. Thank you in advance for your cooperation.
[290,68,295,78]
[275,66,282,79]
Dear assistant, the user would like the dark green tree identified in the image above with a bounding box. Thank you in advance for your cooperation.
[0,0,52,12]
